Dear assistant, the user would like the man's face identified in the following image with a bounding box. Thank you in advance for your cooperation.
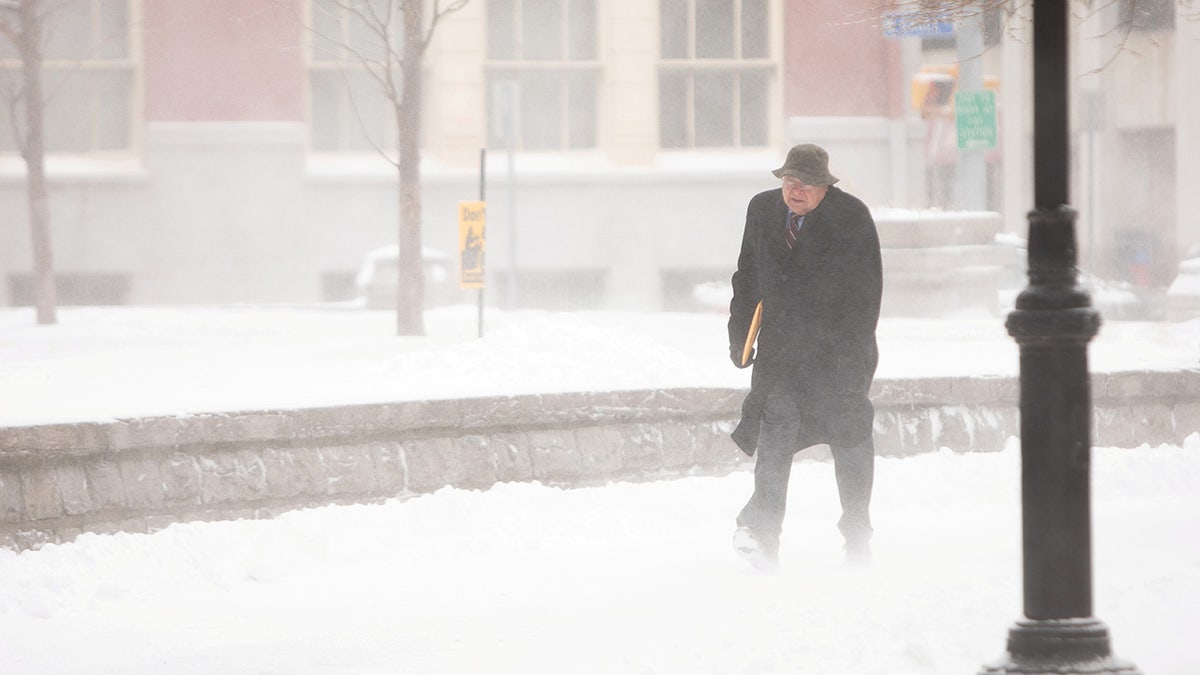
[782,177,829,216]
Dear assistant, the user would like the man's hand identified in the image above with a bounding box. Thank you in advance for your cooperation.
[731,346,754,368]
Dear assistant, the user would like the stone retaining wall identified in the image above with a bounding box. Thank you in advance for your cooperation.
[2,370,1197,551]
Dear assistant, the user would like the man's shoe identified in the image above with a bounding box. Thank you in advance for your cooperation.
[843,537,872,566]
[733,526,779,573]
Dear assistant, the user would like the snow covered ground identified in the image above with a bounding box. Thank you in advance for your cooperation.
[1,305,1197,427]
[0,441,1195,674]
[0,305,1198,673]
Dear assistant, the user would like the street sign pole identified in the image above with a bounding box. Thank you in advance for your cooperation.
[457,197,486,338]
[955,8,988,212]
[478,148,486,338]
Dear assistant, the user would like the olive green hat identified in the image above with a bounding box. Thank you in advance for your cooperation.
[771,143,839,185]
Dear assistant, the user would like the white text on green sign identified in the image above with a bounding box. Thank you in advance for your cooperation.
[956,89,998,151]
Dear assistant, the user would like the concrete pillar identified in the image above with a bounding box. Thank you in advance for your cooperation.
[1177,2,1200,259]
[605,0,658,166]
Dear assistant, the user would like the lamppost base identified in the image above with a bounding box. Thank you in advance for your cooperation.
[979,618,1141,674]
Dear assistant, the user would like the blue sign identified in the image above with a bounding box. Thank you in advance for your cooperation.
[883,12,955,38]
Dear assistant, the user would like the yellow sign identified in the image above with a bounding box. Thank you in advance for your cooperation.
[457,201,486,289]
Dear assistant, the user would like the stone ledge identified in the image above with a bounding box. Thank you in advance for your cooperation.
[1,370,1196,550]
[0,388,747,459]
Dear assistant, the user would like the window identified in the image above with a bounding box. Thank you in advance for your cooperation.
[308,0,407,153]
[0,0,135,155]
[486,0,598,151]
[658,0,772,149]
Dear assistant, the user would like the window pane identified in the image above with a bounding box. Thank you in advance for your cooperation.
[658,71,688,148]
[523,0,563,60]
[567,0,596,60]
[488,0,517,58]
[95,69,131,150]
[44,0,92,59]
[486,2,597,151]
[345,70,390,152]
[741,0,768,59]
[693,70,733,147]
[310,70,391,152]
[695,0,733,59]
[311,1,344,61]
[487,74,523,147]
[44,69,90,151]
[347,1,393,64]
[97,0,130,59]
[567,70,596,148]
[1,3,133,155]
[659,0,688,59]
[310,71,344,151]
[739,69,768,146]
[520,72,562,149]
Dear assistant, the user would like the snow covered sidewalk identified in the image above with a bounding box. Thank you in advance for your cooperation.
[0,307,1197,673]
[0,441,1196,674]
[1,305,1197,427]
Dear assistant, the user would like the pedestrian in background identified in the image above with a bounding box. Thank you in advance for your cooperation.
[727,143,883,571]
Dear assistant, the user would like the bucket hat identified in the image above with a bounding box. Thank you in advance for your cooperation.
[771,143,839,185]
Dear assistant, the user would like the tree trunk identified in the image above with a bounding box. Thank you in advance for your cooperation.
[395,0,425,336]
[18,0,56,325]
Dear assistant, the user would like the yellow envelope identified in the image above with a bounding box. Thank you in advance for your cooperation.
[741,301,763,367]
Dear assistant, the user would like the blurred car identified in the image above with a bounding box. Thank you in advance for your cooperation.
[1167,255,1200,321]
[355,245,463,309]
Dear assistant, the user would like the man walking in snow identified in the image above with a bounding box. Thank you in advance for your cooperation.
[727,143,883,571]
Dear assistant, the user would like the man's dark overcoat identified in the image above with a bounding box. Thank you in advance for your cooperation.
[728,186,882,455]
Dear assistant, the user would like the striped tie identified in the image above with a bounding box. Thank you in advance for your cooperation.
[785,213,801,249]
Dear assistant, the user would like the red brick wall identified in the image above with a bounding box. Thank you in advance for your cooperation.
[143,0,305,121]
[782,0,902,117]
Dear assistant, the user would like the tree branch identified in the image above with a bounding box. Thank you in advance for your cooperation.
[291,1,471,170]
[421,0,469,56]
[346,84,400,168]
[3,84,26,156]
[310,1,401,100]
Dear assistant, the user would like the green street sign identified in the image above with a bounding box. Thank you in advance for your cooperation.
[955,89,998,150]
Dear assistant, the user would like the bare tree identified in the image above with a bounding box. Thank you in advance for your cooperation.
[0,0,55,325]
[304,0,469,336]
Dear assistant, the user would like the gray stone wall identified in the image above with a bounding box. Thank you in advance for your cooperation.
[2,371,1197,551]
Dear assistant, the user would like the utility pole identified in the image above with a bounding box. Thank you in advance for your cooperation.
[980,3,1139,672]
[954,6,987,211]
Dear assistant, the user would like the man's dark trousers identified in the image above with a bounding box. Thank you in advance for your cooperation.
[736,389,874,545]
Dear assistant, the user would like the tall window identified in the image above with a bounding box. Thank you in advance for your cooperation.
[308,0,407,153]
[0,0,135,155]
[486,0,598,151]
[658,0,772,149]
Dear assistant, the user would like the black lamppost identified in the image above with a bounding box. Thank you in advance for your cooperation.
[980,2,1139,673]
